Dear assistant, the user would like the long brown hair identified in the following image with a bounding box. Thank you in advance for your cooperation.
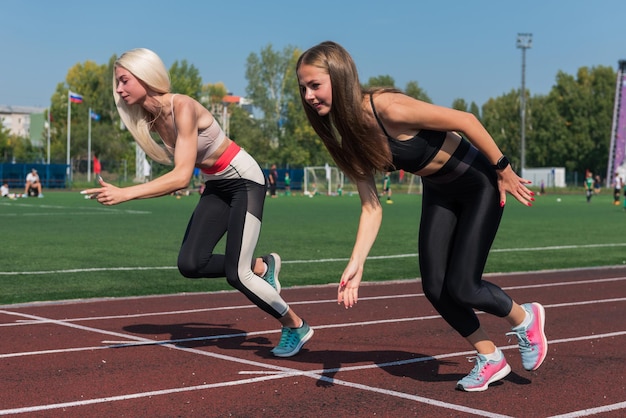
[297,41,394,180]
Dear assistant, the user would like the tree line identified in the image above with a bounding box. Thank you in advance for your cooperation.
[0,44,617,183]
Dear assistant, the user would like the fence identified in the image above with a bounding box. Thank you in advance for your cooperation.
[0,163,68,189]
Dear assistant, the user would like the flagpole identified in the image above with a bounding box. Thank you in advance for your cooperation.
[66,91,71,181]
[87,107,92,182]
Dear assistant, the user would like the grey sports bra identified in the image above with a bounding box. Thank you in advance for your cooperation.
[163,94,226,164]
[370,94,445,173]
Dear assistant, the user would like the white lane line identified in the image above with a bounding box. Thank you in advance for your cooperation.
[547,401,626,418]
[3,276,624,327]
[0,309,514,418]
[1,297,625,357]
[0,282,624,416]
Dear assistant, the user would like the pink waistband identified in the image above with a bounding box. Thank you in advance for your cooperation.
[201,142,241,175]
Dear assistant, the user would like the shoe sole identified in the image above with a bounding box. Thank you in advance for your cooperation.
[272,328,314,358]
[457,363,512,392]
[527,302,548,371]
[269,252,281,293]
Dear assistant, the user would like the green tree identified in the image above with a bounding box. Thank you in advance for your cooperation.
[245,44,296,149]
[170,60,203,100]
[46,60,116,172]
[0,122,12,161]
[482,90,522,171]
[228,104,268,162]
[549,66,614,174]
[451,98,468,111]
[405,80,432,103]
[363,75,396,89]
[202,82,228,110]
[469,102,481,121]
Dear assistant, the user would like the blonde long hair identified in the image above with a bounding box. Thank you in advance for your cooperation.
[296,41,394,180]
[113,48,172,165]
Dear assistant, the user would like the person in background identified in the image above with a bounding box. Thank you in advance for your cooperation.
[24,168,43,198]
[296,41,546,392]
[611,172,623,206]
[1,182,9,197]
[81,48,313,357]
[382,171,393,204]
[284,171,291,196]
[593,175,601,195]
[93,154,102,184]
[585,171,594,203]
[268,164,278,198]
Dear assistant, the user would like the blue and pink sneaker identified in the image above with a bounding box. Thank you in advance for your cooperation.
[456,349,511,392]
[507,302,548,371]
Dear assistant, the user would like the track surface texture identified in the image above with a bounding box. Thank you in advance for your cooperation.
[1,266,625,417]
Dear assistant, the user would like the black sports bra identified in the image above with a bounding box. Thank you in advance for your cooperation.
[370,94,445,173]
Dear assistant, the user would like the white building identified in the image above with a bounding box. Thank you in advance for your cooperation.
[0,105,46,146]
[522,167,566,188]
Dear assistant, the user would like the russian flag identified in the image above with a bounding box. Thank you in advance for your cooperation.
[69,91,83,104]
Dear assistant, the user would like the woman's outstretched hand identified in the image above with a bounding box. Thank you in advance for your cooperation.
[338,260,363,309]
[497,167,534,207]
[81,176,126,206]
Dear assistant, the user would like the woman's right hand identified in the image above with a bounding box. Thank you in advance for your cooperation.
[338,259,363,309]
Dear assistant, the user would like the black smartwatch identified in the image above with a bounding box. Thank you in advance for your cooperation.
[492,155,510,171]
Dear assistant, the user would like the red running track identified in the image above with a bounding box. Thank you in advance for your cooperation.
[0,266,625,417]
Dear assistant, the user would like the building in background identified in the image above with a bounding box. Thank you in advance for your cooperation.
[0,105,46,146]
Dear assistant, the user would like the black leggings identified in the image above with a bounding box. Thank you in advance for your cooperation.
[419,140,513,338]
[177,149,289,319]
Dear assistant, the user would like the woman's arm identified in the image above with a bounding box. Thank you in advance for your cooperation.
[377,93,534,207]
[338,174,383,308]
[82,98,198,205]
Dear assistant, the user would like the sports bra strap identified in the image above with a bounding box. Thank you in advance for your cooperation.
[369,94,392,138]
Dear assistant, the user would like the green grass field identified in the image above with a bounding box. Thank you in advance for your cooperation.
[1,190,625,305]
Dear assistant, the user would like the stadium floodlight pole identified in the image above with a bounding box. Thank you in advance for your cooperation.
[46,107,51,165]
[67,92,71,180]
[517,33,532,174]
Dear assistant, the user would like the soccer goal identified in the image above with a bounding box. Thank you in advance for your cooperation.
[303,165,344,196]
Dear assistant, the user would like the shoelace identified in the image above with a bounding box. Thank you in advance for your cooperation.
[277,328,297,348]
[507,330,532,353]
[465,356,488,379]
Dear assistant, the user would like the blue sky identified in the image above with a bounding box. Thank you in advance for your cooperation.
[2,0,625,109]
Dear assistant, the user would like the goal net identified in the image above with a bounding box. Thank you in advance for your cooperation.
[303,165,345,196]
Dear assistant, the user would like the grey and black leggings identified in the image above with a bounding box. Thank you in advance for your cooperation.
[419,139,513,338]
[177,149,289,319]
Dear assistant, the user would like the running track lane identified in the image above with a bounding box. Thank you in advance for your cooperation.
[0,266,624,417]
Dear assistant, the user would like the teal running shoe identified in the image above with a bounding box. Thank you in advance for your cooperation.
[271,320,314,357]
[261,253,281,293]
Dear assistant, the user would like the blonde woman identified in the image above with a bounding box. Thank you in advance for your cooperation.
[82,48,312,357]
[296,41,546,391]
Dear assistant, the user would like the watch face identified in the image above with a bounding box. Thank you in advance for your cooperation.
[494,156,509,170]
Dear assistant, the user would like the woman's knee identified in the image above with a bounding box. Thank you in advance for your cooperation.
[445,280,484,307]
[224,264,249,288]
[177,254,208,278]
[177,260,200,278]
